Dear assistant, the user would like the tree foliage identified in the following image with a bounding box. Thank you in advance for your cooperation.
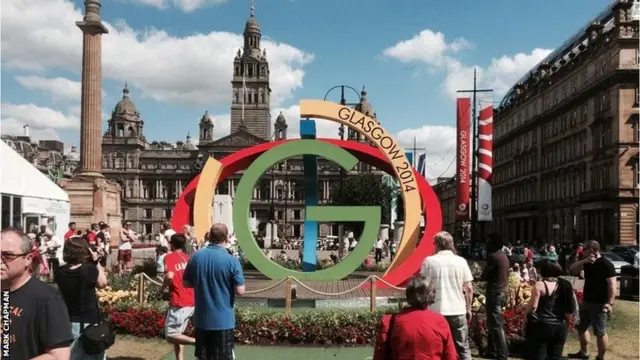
[329,172,392,236]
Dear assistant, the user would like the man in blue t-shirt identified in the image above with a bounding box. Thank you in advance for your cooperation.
[183,223,245,360]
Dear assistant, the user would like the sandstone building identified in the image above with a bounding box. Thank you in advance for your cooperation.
[100,6,378,239]
[492,0,639,246]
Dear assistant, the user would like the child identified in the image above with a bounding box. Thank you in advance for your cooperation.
[156,245,168,279]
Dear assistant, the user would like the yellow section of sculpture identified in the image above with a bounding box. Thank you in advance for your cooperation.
[298,100,421,275]
[193,157,223,247]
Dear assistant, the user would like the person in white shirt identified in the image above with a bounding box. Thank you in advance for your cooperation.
[374,238,384,263]
[420,231,474,360]
[119,222,138,273]
[157,222,174,248]
[349,238,358,251]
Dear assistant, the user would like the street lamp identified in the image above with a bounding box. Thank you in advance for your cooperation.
[162,179,175,220]
[323,85,362,141]
[323,85,361,256]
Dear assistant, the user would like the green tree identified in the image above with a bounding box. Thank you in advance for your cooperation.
[329,172,392,237]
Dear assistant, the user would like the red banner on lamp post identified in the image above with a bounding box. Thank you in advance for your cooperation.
[455,98,471,221]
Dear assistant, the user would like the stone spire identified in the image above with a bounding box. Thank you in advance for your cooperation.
[76,0,109,176]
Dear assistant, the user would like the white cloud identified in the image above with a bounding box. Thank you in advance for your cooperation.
[1,118,62,141]
[0,103,79,142]
[1,103,79,130]
[2,0,313,107]
[15,75,81,102]
[382,29,470,68]
[383,28,552,100]
[129,0,228,12]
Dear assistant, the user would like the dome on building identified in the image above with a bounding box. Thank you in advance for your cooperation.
[184,133,197,150]
[244,5,261,35]
[114,83,139,120]
[354,86,375,118]
[200,111,214,125]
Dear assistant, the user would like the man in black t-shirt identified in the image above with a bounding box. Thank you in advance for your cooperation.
[480,233,510,360]
[568,240,616,360]
[1,228,73,359]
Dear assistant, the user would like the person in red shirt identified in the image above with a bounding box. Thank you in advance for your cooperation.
[86,223,98,246]
[373,275,457,360]
[158,233,195,360]
[63,222,76,241]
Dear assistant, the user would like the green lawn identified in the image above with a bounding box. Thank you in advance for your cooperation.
[106,300,637,360]
[162,346,373,360]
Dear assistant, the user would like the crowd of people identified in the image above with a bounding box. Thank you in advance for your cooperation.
[372,232,618,360]
[2,221,621,360]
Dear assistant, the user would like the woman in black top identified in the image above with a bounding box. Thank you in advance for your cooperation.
[524,260,577,360]
[54,236,108,360]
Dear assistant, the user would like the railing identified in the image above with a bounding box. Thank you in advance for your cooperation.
[133,273,405,314]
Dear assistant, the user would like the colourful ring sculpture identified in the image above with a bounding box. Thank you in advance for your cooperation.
[172,139,442,288]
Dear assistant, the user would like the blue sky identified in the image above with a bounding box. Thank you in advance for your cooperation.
[1,0,611,178]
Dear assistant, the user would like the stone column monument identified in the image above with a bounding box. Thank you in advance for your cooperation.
[65,0,122,243]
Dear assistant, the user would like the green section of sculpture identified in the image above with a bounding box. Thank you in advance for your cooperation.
[233,140,381,281]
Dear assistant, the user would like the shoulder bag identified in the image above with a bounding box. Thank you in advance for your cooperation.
[79,264,116,354]
[384,313,397,360]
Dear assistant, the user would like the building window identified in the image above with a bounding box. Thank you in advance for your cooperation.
[145,208,152,219]
[164,208,172,219]
[294,210,301,219]
[144,223,152,234]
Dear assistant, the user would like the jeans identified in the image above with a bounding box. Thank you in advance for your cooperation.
[486,291,509,360]
[525,321,567,360]
[444,314,472,360]
[577,302,608,337]
[71,322,106,360]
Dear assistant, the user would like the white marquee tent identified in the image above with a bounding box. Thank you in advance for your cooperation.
[0,140,70,241]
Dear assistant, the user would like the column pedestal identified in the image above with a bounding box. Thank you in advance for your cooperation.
[378,224,390,242]
[393,221,404,245]
[64,175,122,244]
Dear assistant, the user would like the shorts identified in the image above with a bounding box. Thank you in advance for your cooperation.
[165,306,194,337]
[118,249,132,263]
[577,302,608,336]
[195,328,235,360]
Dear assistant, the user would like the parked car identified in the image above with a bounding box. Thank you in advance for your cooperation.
[508,246,543,266]
[608,245,638,264]
[601,252,631,276]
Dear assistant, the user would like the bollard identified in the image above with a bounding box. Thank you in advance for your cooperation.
[285,277,293,315]
[137,274,145,305]
[369,277,377,312]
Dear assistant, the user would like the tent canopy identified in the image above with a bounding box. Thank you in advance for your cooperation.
[0,140,70,202]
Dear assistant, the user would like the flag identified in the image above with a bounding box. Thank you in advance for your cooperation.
[416,153,426,178]
[477,104,493,222]
[405,152,414,168]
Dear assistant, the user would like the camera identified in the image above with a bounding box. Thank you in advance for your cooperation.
[89,244,108,267]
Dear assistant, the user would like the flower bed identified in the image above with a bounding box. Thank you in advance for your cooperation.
[100,269,583,347]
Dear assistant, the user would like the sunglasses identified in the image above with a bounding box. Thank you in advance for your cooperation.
[1,251,31,262]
